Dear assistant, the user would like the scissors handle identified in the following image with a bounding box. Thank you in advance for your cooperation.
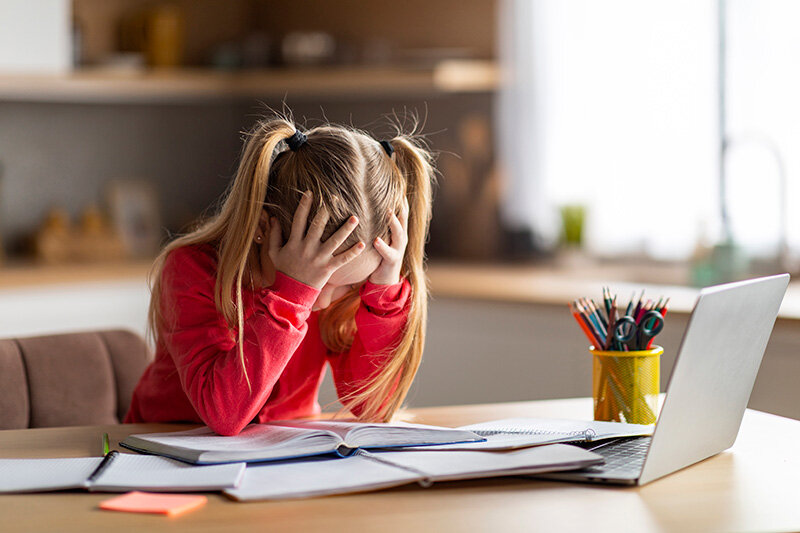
[636,310,664,350]
[612,316,638,350]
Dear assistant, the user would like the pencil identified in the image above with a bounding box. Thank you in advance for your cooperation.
[604,298,617,351]
[624,292,635,317]
[576,301,606,347]
[570,303,600,346]
[591,299,608,329]
[579,301,606,343]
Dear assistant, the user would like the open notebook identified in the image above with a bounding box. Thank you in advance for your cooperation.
[0,454,245,493]
[224,444,604,501]
[401,418,655,451]
[121,420,483,465]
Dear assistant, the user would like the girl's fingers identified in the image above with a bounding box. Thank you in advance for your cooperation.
[332,241,366,268]
[388,214,405,250]
[306,205,330,243]
[289,190,313,242]
[373,236,393,259]
[400,197,410,230]
[268,217,282,258]
[321,216,359,255]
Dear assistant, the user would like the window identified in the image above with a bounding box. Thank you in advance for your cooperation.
[499,0,798,264]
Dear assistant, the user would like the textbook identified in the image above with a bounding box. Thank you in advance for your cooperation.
[224,444,604,501]
[0,454,245,493]
[402,418,656,451]
[121,420,484,465]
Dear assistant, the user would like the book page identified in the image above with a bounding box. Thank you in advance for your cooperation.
[350,421,483,449]
[131,424,326,451]
[271,420,482,449]
[270,420,357,440]
[89,454,245,492]
[224,453,420,501]
[123,424,342,463]
[0,457,100,493]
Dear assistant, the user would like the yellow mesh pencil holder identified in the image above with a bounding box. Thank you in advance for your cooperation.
[591,345,661,425]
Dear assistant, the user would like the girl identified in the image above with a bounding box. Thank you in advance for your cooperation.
[125,115,434,436]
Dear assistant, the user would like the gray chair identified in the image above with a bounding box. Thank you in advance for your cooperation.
[0,329,152,429]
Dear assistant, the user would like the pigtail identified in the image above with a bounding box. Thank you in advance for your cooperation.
[216,120,297,389]
[148,118,296,390]
[339,134,435,422]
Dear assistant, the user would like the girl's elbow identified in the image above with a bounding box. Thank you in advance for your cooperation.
[202,410,251,436]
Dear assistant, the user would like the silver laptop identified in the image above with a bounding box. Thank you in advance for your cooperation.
[538,273,790,486]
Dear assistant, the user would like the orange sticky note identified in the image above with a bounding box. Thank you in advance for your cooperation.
[99,491,206,517]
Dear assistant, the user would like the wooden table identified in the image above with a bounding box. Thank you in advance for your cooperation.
[2,398,799,533]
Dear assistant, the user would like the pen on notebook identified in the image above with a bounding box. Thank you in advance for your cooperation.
[88,433,118,483]
[88,450,119,483]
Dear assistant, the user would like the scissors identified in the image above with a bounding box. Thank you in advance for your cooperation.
[612,310,664,351]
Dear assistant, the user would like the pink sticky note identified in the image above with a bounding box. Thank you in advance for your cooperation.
[99,491,207,517]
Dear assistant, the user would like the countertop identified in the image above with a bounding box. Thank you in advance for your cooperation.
[1,259,798,319]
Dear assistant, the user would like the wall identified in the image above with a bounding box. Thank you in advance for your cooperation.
[0,101,242,252]
[0,93,492,255]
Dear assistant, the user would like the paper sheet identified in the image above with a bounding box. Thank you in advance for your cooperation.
[89,454,245,492]
[224,454,420,501]
[0,457,100,493]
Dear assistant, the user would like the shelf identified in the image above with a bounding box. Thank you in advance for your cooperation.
[0,61,500,104]
[3,258,800,320]
[426,262,800,320]
[0,260,152,289]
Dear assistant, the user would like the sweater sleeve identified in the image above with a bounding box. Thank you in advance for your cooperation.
[327,278,411,416]
[159,247,319,435]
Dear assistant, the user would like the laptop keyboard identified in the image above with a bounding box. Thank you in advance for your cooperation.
[570,436,651,477]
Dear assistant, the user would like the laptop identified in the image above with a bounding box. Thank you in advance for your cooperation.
[537,273,790,486]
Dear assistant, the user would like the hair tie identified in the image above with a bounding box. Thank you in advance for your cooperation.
[286,130,307,151]
[379,140,394,158]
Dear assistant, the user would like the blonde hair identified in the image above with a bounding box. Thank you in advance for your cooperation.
[148,114,435,422]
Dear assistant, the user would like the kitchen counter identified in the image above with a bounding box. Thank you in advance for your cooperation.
[1,258,798,319]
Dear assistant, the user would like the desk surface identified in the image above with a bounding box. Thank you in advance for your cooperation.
[1,398,799,533]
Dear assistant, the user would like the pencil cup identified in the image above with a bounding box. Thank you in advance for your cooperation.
[590,345,661,425]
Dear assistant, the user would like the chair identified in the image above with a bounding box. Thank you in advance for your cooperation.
[0,329,152,429]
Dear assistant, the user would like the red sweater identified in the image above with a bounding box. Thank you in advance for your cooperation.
[125,243,411,435]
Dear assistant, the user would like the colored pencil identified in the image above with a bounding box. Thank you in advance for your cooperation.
[570,303,600,347]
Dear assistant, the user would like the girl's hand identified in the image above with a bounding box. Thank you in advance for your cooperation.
[268,191,365,289]
[369,199,409,286]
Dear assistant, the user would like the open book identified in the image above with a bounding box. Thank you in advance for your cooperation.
[0,454,245,493]
[121,420,484,465]
[224,444,604,501]
[400,418,655,451]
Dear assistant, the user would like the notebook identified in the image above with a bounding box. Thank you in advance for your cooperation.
[0,454,245,493]
[121,419,483,465]
[224,444,604,501]
[402,418,655,451]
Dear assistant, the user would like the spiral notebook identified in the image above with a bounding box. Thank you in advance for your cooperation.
[395,418,655,451]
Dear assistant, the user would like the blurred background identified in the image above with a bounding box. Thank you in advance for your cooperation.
[1,1,798,418]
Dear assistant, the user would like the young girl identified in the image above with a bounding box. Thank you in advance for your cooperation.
[125,116,434,436]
